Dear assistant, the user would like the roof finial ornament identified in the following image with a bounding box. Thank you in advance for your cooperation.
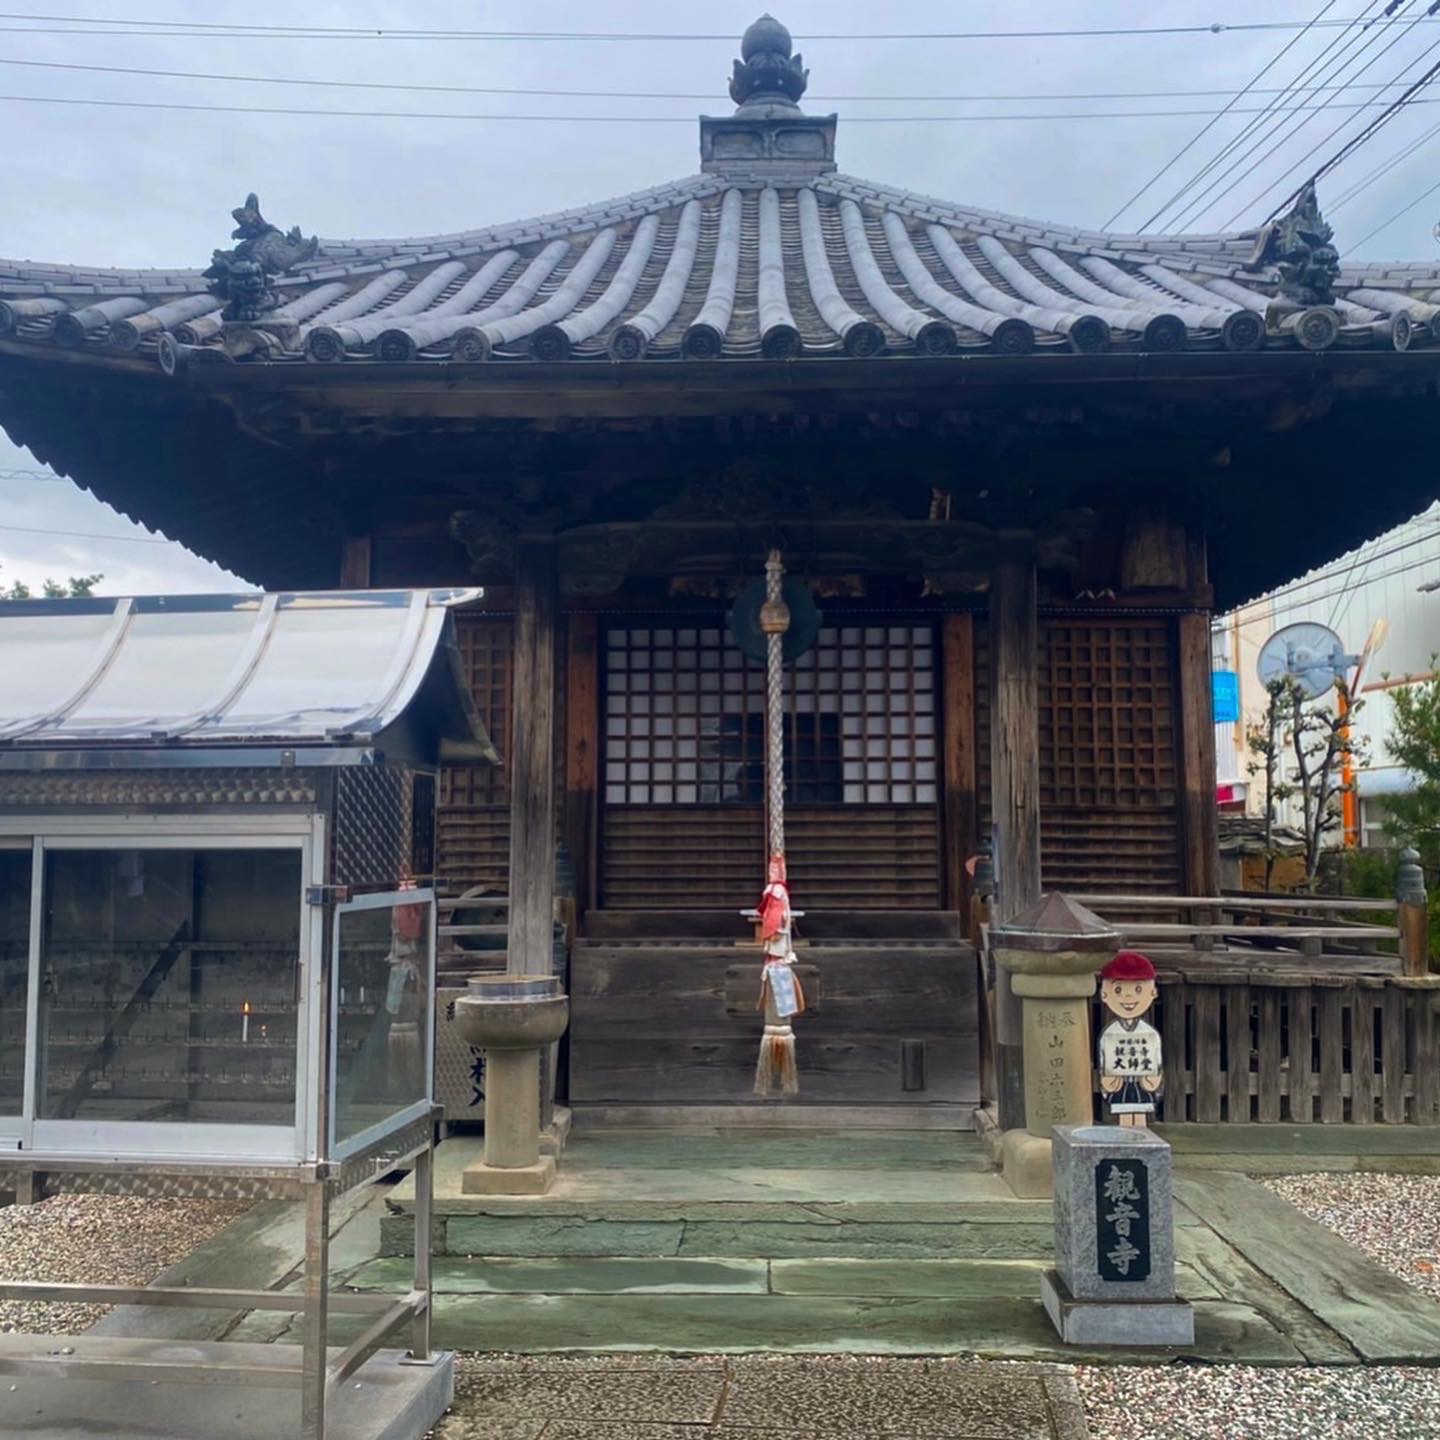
[730,14,808,112]
[1246,181,1339,308]
[203,193,320,323]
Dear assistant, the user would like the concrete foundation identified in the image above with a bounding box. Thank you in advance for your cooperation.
[461,1154,557,1195]
[0,1341,454,1440]
[1041,1269,1195,1346]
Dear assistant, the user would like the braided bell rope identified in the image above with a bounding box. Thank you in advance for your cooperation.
[765,548,786,860]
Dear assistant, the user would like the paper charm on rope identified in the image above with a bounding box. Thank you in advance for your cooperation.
[752,548,806,1098]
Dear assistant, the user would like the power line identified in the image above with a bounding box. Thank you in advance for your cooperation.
[1137,0,1389,231]
[1102,0,1340,230]
[7,90,1440,125]
[1347,168,1440,246]
[0,54,1427,105]
[1161,0,1407,232]
[0,14,1439,42]
[0,521,172,545]
[1223,7,1440,229]
[0,470,178,545]
[1225,523,1440,617]
[1254,41,1440,222]
[1331,113,1440,206]
[1328,527,1395,631]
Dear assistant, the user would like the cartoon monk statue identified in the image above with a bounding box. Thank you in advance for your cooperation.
[1097,950,1163,1128]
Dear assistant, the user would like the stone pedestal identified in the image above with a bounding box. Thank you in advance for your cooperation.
[1041,1123,1194,1346]
[991,894,1120,1198]
[453,976,570,1196]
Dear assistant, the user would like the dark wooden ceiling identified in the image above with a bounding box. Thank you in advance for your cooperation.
[2,345,1437,607]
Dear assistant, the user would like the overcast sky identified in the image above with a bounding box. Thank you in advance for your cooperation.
[3,0,1439,594]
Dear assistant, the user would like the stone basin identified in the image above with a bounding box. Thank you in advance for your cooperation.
[453,973,570,1052]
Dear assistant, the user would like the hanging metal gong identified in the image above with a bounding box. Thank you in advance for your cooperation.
[727,576,822,662]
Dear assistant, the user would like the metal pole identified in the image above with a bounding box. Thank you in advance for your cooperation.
[300,1179,331,1440]
[409,1142,434,1363]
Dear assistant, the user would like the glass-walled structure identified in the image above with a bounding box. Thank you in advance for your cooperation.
[0,588,491,1170]
[0,588,490,1440]
[0,817,437,1165]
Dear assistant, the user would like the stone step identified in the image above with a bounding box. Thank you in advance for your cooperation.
[352,1252,1226,1301]
[380,1206,1056,1260]
[305,1288,1306,1363]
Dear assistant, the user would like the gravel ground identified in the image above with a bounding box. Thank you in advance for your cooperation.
[0,1194,250,1335]
[1078,1172,1440,1438]
[1260,1172,1440,1300]
[1076,1363,1440,1440]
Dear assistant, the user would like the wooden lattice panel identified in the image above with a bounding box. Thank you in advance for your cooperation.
[1040,622,1178,809]
[438,615,513,892]
[976,616,1184,895]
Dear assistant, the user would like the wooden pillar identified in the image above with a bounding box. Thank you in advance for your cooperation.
[564,612,600,917]
[507,540,558,976]
[989,557,1042,1132]
[339,533,372,588]
[1177,612,1220,897]
[1398,847,1430,977]
[942,613,979,915]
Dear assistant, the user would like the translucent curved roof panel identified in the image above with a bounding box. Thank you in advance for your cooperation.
[0,588,493,751]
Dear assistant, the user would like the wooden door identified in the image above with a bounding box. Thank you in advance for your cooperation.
[599,618,942,909]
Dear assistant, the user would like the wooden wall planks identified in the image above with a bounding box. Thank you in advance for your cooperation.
[599,805,941,909]
[569,942,979,1105]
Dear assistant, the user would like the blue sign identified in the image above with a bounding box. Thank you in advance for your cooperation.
[1213,670,1240,724]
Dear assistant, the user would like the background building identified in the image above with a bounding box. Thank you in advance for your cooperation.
[1214,501,1440,848]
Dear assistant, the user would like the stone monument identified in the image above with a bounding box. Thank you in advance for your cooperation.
[991,893,1120,1198]
[1041,1124,1194,1345]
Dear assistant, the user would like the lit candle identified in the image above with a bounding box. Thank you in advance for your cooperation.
[241,1000,251,1045]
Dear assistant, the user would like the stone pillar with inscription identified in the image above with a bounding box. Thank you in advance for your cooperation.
[1041,1124,1194,1346]
[991,894,1120,1199]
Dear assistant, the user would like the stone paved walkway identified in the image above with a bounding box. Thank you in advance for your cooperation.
[104,1126,1440,1371]
[428,1355,1090,1440]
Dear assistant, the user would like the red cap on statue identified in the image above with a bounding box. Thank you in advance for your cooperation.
[1100,950,1157,982]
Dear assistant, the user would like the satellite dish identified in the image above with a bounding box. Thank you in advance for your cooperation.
[1256,621,1356,700]
[728,577,822,663]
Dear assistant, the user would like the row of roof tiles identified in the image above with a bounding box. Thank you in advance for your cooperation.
[3,175,1439,367]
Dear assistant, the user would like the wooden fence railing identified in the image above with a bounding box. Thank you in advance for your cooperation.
[976,859,1434,1123]
[1069,892,1409,969]
[1138,969,1440,1124]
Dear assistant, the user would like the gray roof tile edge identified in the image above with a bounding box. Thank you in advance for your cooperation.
[817,172,1258,257]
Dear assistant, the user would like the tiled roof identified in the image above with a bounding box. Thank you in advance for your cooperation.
[4,13,1439,370]
[3,170,1434,369]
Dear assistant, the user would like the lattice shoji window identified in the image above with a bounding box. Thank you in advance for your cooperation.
[603,621,937,807]
[1040,622,1178,809]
